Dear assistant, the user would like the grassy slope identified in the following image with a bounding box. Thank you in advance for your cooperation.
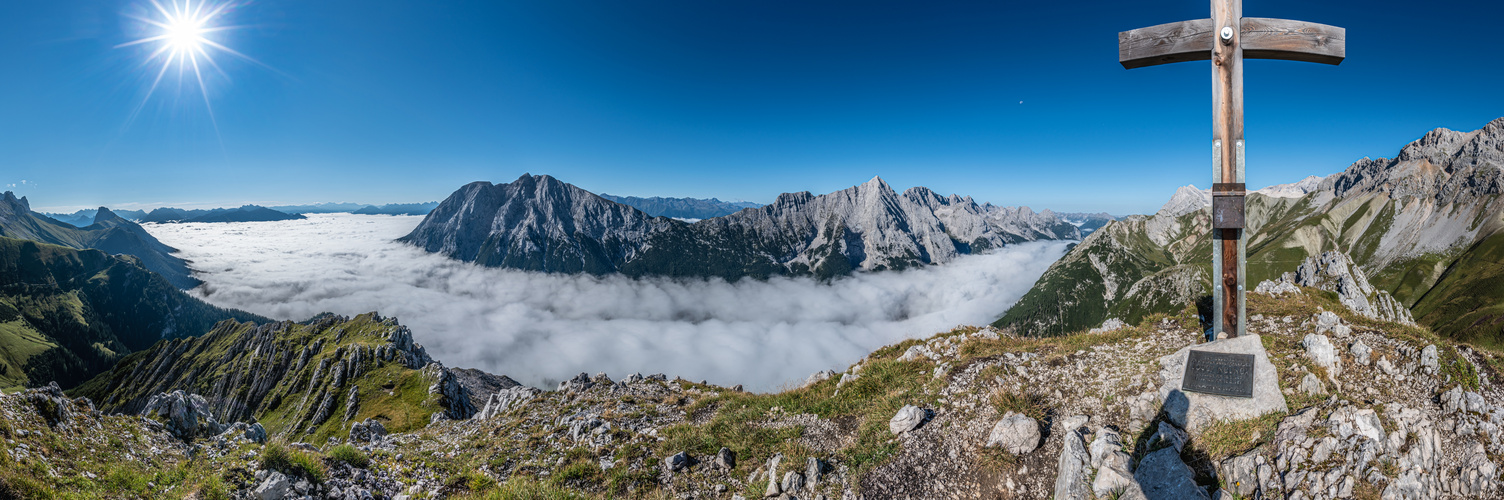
[1412,232,1504,350]
[74,313,449,444]
[0,236,263,390]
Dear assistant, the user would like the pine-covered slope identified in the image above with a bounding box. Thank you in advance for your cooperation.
[0,193,200,289]
[0,237,264,391]
[401,174,1081,280]
[997,118,1504,342]
[74,313,478,444]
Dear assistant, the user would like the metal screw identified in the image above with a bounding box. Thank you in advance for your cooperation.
[1220,26,1234,44]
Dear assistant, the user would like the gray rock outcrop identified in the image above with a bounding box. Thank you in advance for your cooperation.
[349,418,387,444]
[141,390,226,441]
[1292,251,1415,324]
[477,386,540,420]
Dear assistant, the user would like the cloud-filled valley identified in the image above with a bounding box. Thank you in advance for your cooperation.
[144,214,1071,391]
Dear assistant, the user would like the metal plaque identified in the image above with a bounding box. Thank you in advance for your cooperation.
[1181,350,1255,398]
[1212,194,1245,229]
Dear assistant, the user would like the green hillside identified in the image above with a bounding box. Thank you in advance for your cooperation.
[0,236,264,390]
[74,313,467,444]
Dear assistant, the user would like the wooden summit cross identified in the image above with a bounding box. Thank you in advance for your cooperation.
[1119,1,1344,338]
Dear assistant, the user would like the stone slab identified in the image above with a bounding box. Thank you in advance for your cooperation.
[1182,350,1255,398]
[1158,334,1287,433]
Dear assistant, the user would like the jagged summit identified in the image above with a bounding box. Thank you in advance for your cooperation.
[1,191,28,212]
[403,175,1080,280]
[92,206,122,225]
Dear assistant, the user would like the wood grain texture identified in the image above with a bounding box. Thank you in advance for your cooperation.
[1120,18,1345,68]
[1118,19,1214,69]
[1241,18,1345,65]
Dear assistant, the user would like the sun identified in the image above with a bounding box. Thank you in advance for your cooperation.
[164,13,208,52]
[117,0,256,122]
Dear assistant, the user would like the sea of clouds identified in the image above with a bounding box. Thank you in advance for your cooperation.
[144,214,1071,391]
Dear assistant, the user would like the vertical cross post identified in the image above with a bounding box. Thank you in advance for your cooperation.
[1211,0,1245,339]
[1118,0,1344,340]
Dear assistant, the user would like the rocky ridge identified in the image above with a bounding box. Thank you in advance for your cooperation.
[997,118,1504,341]
[74,313,477,444]
[401,174,1080,280]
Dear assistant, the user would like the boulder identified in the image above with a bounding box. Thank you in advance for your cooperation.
[1148,420,1187,453]
[1090,318,1126,334]
[216,422,268,444]
[1299,373,1326,395]
[716,447,736,469]
[1328,406,1385,443]
[888,405,928,435]
[805,457,828,489]
[1089,428,1142,498]
[349,418,387,444]
[802,370,835,388]
[24,382,75,429]
[254,471,292,500]
[141,390,226,441]
[985,412,1041,455]
[1135,446,1209,500]
[477,386,540,420]
[664,451,695,472]
[781,471,805,493]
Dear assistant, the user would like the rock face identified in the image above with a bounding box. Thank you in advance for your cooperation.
[400,174,1079,280]
[1156,334,1288,433]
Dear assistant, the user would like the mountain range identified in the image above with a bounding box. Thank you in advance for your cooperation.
[597,194,762,219]
[996,117,1504,347]
[400,174,1081,280]
[1,193,199,289]
[271,201,439,216]
[138,205,306,224]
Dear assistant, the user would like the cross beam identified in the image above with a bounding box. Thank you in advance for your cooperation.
[1118,1,1344,339]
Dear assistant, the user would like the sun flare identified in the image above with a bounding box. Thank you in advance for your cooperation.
[118,0,254,120]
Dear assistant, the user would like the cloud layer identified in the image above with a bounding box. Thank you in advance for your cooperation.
[145,214,1070,391]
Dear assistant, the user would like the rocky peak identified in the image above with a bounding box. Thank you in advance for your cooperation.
[1157,185,1210,218]
[1,191,29,213]
[93,207,122,225]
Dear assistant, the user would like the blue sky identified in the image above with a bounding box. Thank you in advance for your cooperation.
[3,0,1501,215]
